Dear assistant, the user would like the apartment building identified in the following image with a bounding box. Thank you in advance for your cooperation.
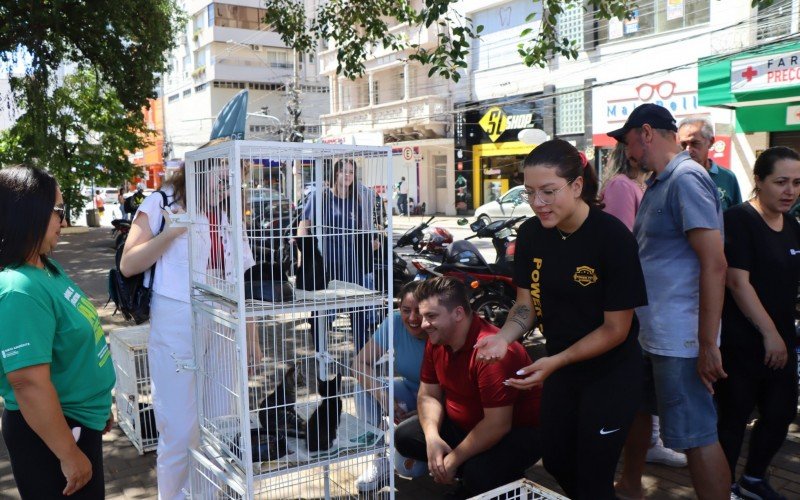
[162,1,329,160]
[318,1,456,214]
[454,0,799,210]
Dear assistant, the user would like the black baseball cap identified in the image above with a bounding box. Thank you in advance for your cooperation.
[607,103,678,143]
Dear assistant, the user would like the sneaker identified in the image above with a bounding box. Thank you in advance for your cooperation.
[731,483,744,500]
[356,456,391,492]
[645,442,687,467]
[737,476,786,500]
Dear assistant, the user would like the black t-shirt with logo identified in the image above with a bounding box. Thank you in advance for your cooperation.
[513,208,648,370]
[721,202,800,349]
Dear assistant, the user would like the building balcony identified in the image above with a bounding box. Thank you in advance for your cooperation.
[207,56,293,83]
[318,22,439,75]
[321,95,450,136]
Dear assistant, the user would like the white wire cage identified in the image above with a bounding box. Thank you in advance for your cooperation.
[109,325,158,454]
[186,141,395,498]
[467,479,567,500]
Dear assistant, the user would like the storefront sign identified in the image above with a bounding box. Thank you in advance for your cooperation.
[479,106,534,142]
[592,69,707,146]
[731,51,800,93]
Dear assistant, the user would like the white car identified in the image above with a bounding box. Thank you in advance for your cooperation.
[474,185,534,222]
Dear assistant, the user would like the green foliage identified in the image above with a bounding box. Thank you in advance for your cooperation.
[264,0,774,79]
[0,0,183,223]
[0,0,183,112]
[0,69,150,223]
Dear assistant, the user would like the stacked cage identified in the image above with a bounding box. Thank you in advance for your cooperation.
[471,479,567,500]
[185,141,394,499]
[110,325,159,454]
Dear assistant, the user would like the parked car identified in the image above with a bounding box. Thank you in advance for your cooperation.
[474,185,534,222]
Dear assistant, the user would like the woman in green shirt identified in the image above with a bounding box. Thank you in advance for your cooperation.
[0,166,116,498]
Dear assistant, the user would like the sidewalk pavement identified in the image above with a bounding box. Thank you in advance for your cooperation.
[0,225,798,499]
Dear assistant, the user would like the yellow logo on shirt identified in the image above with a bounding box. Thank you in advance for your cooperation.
[573,266,598,287]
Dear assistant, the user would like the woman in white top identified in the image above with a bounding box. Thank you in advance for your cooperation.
[120,169,196,499]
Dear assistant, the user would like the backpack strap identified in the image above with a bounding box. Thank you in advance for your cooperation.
[144,190,170,291]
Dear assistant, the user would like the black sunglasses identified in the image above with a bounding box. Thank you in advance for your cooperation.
[53,205,66,223]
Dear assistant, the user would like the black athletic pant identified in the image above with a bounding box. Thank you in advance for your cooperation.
[539,352,643,500]
[395,414,541,497]
[716,344,798,480]
[1,409,105,499]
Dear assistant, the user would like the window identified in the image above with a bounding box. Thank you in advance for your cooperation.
[207,4,214,26]
[757,0,794,40]
[195,49,206,68]
[599,0,710,43]
[434,155,448,189]
[556,3,583,51]
[168,93,180,103]
[305,125,321,135]
[214,3,266,29]
[266,50,291,68]
[195,83,208,92]
[372,79,379,105]
[556,86,585,136]
[183,89,192,97]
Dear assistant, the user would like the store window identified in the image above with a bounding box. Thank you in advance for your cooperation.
[556,87,585,136]
[598,0,710,43]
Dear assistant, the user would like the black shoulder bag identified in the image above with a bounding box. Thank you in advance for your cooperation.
[107,191,169,324]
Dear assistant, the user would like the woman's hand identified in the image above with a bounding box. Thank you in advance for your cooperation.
[474,335,509,364]
[504,356,563,390]
[763,331,788,369]
[160,207,187,238]
[61,447,92,496]
[102,412,114,434]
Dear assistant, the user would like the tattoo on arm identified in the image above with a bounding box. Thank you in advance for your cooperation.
[510,305,531,331]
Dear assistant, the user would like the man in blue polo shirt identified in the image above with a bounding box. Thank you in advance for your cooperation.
[678,117,742,211]
[609,104,731,500]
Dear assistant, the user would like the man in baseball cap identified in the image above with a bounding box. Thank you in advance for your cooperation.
[611,103,730,499]
[607,103,678,144]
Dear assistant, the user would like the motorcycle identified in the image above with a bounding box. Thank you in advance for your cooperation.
[110,218,131,250]
[412,216,526,327]
[390,216,454,297]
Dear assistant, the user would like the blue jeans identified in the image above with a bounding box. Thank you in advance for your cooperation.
[356,377,428,478]
[643,352,719,450]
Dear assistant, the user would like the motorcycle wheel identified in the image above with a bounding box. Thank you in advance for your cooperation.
[472,293,514,327]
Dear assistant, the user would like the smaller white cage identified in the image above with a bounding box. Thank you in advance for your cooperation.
[110,325,158,454]
[468,479,567,500]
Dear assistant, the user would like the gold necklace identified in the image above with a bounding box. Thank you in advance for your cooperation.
[556,227,573,240]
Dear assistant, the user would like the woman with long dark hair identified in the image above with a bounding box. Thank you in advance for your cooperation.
[716,146,800,499]
[475,139,647,498]
[0,165,115,498]
[298,158,381,351]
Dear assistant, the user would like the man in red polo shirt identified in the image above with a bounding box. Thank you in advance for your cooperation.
[394,277,541,498]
